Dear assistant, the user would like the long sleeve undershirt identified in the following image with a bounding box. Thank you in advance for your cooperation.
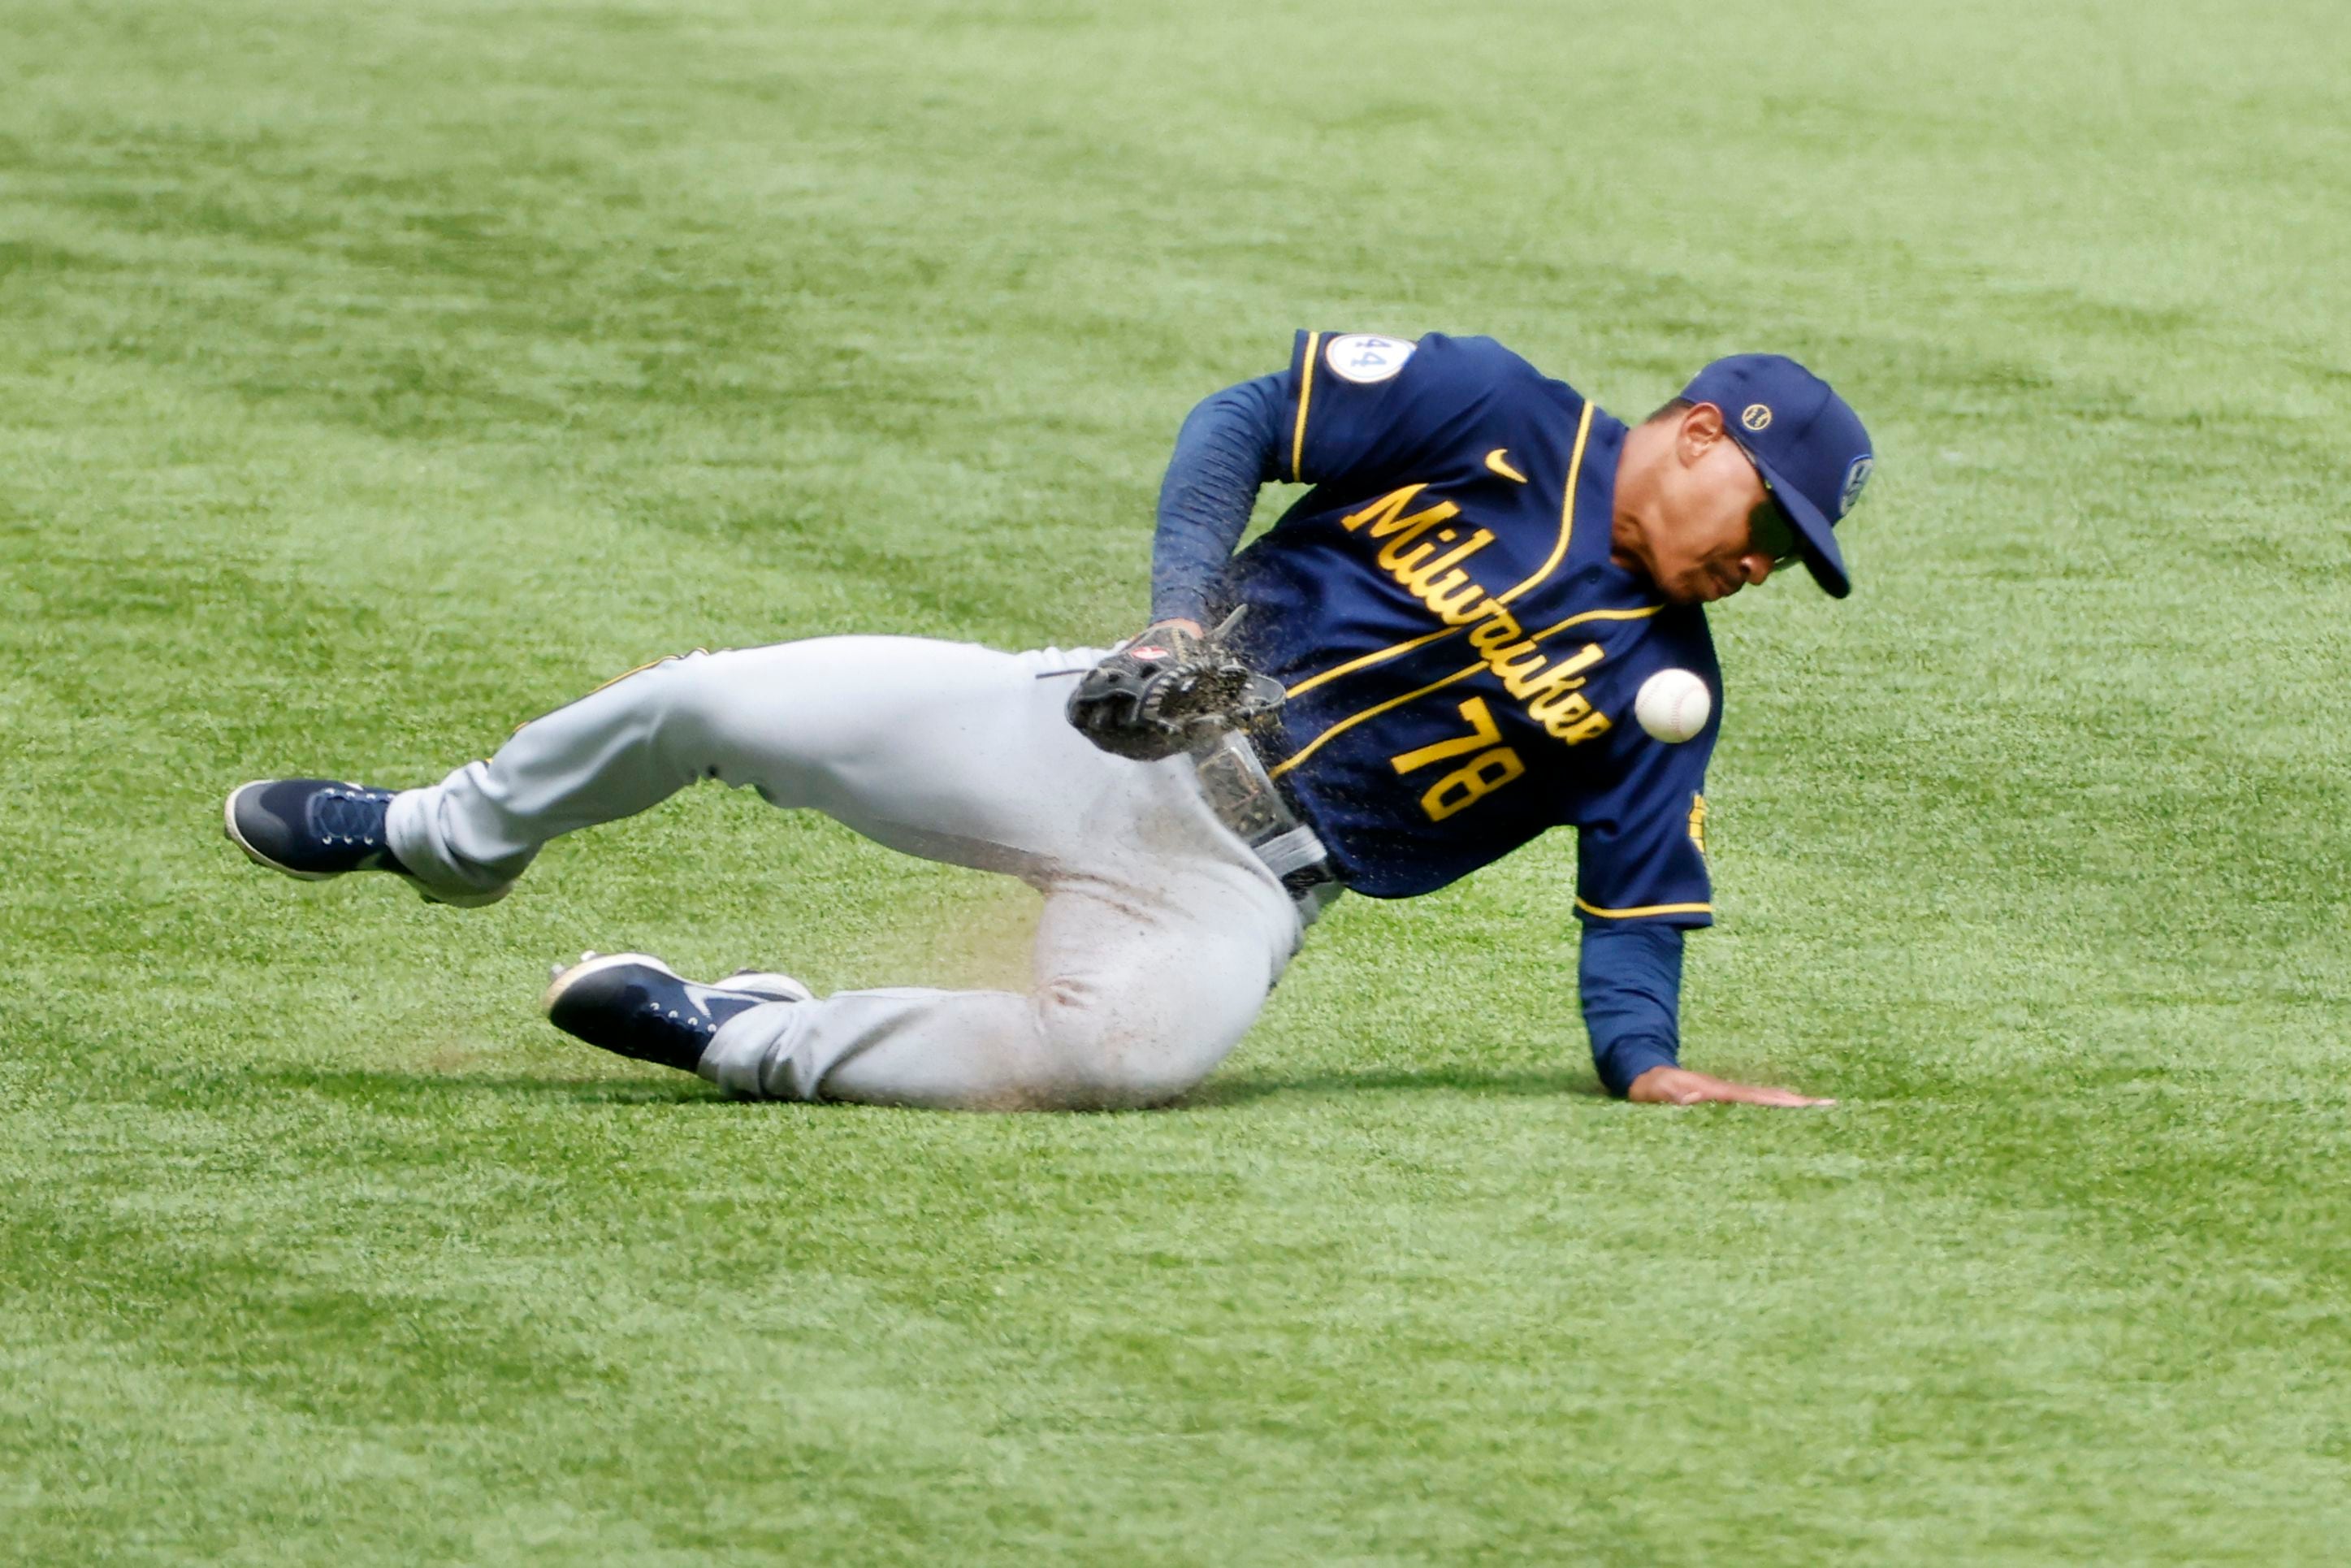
[1150,374,1288,626]
[1578,923,1685,1097]
[1147,374,1686,1098]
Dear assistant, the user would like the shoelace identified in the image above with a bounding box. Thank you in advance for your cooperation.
[642,984,776,1035]
[311,787,393,847]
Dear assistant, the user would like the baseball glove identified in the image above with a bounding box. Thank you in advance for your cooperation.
[1066,620,1284,761]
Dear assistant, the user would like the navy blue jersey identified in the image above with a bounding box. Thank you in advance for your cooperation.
[1218,331,1719,924]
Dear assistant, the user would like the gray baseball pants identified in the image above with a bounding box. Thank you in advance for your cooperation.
[383,638,1310,1110]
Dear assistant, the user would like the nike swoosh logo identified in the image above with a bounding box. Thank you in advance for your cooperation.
[1484,448,1528,483]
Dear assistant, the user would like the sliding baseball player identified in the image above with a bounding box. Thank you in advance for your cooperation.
[226,334,1873,1110]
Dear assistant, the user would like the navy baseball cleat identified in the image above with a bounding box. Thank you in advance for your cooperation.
[542,951,812,1073]
[224,778,511,907]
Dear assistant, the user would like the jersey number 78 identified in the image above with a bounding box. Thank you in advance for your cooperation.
[1390,697,1526,821]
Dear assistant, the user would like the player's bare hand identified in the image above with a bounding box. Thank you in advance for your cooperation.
[1626,1066,1834,1108]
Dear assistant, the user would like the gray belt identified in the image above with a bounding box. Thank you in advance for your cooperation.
[1191,732,1343,899]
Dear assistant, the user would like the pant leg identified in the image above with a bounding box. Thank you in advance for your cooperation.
[387,634,1307,1108]
[698,838,1301,1111]
[387,637,1126,896]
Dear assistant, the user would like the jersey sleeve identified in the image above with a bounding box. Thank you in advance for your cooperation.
[1277,331,1518,488]
[1573,717,1718,930]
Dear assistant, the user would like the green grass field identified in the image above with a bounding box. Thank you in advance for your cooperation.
[5,1,2350,1561]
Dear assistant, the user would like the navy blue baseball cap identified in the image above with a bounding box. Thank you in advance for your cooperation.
[1679,354,1874,599]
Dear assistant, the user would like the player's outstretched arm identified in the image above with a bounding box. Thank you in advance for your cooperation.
[1579,924,1832,1108]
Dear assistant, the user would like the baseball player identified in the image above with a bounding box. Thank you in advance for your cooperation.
[224,333,1873,1111]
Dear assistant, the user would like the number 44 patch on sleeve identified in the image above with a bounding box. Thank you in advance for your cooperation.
[1325,333,1416,383]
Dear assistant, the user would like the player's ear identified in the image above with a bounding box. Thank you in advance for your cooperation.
[1677,401,1727,466]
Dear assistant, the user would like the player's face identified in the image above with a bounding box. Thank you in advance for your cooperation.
[1636,405,1796,604]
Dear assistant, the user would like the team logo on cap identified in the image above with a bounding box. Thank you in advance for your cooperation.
[1838,454,1874,518]
[1741,403,1773,431]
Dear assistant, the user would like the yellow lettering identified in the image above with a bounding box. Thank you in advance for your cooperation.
[1535,693,1594,735]
[1555,710,1613,745]
[1343,485,1461,539]
[1340,482,1622,758]
[1487,644,1549,688]
[1529,686,1591,723]
[1340,486,1415,531]
[1389,697,1505,774]
[1478,639,1535,670]
[1376,533,1442,574]
[1549,642,1607,682]
[1513,667,1589,704]
[1466,606,1522,651]
[1422,572,1490,622]
[1421,747,1527,821]
[1509,665,1578,703]
[1396,531,1494,596]
[1499,642,1604,702]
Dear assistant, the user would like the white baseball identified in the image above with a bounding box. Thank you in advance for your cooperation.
[1634,669,1712,744]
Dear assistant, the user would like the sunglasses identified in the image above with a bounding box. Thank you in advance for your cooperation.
[1738,454,1805,568]
[1751,500,1803,567]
